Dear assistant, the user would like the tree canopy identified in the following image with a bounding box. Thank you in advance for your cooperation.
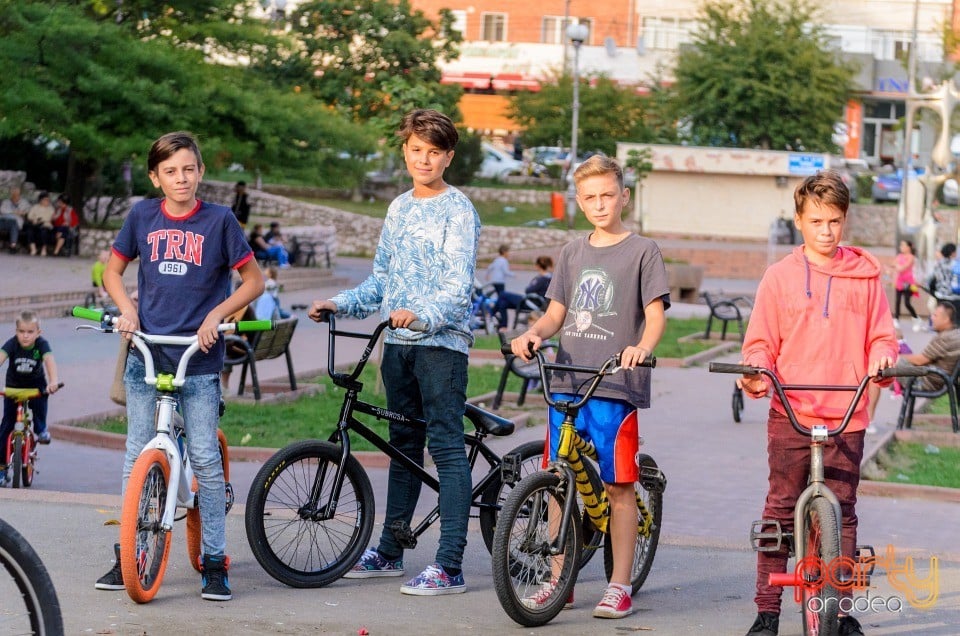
[0,1,372,215]
[256,0,463,140]
[507,73,669,157]
[669,0,855,151]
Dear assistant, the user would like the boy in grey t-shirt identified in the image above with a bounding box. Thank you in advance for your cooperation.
[509,155,669,619]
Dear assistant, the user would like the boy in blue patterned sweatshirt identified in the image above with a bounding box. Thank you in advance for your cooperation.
[309,109,480,595]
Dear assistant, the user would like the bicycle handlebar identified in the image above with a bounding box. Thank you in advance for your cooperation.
[1,383,65,401]
[708,361,928,436]
[318,312,427,388]
[506,343,655,413]
[72,306,275,388]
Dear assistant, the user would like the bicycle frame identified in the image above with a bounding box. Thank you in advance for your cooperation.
[74,306,273,530]
[315,313,516,546]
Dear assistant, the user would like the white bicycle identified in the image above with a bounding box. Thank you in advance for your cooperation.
[73,306,273,603]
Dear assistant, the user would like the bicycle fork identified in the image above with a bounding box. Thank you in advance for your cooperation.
[142,396,192,532]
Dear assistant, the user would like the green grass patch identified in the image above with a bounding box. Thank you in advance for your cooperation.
[473,316,719,359]
[873,440,960,488]
[77,363,529,451]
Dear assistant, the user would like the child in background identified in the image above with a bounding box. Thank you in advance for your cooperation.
[0,311,61,484]
[91,250,110,303]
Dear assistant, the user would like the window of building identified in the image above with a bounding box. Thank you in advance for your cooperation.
[447,10,466,38]
[641,17,695,51]
[481,12,507,42]
[542,15,565,44]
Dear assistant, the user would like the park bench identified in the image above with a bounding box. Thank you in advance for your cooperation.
[491,331,557,410]
[223,315,298,401]
[701,291,753,341]
[896,357,960,433]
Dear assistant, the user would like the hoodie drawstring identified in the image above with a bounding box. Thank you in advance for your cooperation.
[802,254,834,318]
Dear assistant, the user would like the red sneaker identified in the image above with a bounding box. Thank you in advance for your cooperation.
[593,584,632,619]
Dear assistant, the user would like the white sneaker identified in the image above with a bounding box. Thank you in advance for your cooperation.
[893,319,900,329]
[912,318,923,332]
[866,423,878,434]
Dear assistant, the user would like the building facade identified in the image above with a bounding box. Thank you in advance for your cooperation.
[412,0,960,166]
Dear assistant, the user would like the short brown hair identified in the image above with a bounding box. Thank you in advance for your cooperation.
[147,131,204,173]
[396,109,458,151]
[794,170,849,216]
[573,155,624,191]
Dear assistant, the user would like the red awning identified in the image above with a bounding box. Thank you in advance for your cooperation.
[441,72,540,92]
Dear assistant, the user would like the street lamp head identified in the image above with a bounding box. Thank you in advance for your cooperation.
[566,23,589,46]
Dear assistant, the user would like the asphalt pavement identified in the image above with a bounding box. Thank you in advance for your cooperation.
[0,250,957,635]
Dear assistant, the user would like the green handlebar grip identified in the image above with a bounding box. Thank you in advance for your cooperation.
[236,319,274,333]
[73,306,104,321]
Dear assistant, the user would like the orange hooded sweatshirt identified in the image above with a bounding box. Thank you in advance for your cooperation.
[742,245,898,432]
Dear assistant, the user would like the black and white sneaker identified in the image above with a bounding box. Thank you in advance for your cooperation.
[200,554,232,601]
[94,544,125,590]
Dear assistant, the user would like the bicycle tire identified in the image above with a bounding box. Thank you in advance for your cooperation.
[479,440,603,570]
[603,454,663,593]
[11,435,23,489]
[0,517,64,636]
[491,471,581,627]
[245,440,374,588]
[21,433,34,487]
[800,497,841,636]
[120,449,173,604]
[732,385,744,423]
[187,429,231,572]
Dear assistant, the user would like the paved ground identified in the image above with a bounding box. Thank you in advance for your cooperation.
[0,249,956,635]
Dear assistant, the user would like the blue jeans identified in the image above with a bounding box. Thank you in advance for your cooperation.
[123,354,227,557]
[378,345,471,571]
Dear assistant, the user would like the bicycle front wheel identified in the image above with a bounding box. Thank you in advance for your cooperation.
[120,449,172,604]
[732,385,744,423]
[800,497,841,636]
[187,429,231,572]
[491,471,581,627]
[11,436,24,489]
[245,440,374,588]
[0,517,64,636]
[603,453,664,593]
[480,440,603,569]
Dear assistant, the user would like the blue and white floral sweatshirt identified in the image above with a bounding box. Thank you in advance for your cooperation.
[331,186,481,354]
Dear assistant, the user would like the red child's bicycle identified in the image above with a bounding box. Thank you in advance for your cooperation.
[1,384,62,489]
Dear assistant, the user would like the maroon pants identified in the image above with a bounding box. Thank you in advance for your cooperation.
[754,409,865,614]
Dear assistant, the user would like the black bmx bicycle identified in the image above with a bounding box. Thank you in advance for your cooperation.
[244,313,602,588]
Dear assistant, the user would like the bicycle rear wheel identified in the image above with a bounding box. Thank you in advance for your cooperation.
[491,471,581,627]
[245,440,374,588]
[800,497,841,636]
[11,436,23,489]
[732,385,744,423]
[603,454,664,593]
[0,517,64,636]
[479,440,603,569]
[187,429,231,572]
[120,449,173,604]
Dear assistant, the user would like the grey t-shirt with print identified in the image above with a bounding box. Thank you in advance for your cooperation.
[546,233,670,407]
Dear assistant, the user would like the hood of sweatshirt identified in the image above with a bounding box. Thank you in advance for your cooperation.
[794,245,883,318]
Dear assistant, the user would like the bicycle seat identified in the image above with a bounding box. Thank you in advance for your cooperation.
[464,403,515,437]
[2,387,41,401]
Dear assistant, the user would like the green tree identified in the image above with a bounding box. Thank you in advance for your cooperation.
[0,1,369,220]
[507,73,664,157]
[670,0,855,151]
[258,0,463,128]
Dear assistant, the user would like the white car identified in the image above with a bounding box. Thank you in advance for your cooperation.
[476,143,523,179]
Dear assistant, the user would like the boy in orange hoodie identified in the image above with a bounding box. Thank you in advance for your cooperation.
[739,170,898,636]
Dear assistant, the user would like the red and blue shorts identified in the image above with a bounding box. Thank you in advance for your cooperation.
[542,393,639,484]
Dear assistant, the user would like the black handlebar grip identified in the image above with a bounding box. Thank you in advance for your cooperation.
[879,366,929,378]
[709,362,761,375]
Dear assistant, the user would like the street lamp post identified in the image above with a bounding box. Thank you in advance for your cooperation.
[565,23,589,229]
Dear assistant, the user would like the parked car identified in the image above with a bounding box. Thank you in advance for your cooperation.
[871,168,923,203]
[476,143,524,179]
[529,146,570,168]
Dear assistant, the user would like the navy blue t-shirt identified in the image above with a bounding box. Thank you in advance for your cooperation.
[112,198,254,375]
[2,336,52,390]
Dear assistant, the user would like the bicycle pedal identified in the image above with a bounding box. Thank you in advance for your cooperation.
[750,519,792,553]
[389,521,417,550]
[640,466,667,493]
[856,544,876,581]
[224,482,234,515]
[501,452,523,486]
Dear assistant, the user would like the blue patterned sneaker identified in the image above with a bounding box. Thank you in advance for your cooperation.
[400,563,466,596]
[343,548,404,579]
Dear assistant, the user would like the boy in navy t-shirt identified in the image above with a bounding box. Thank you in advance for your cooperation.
[0,310,61,485]
[96,131,263,600]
